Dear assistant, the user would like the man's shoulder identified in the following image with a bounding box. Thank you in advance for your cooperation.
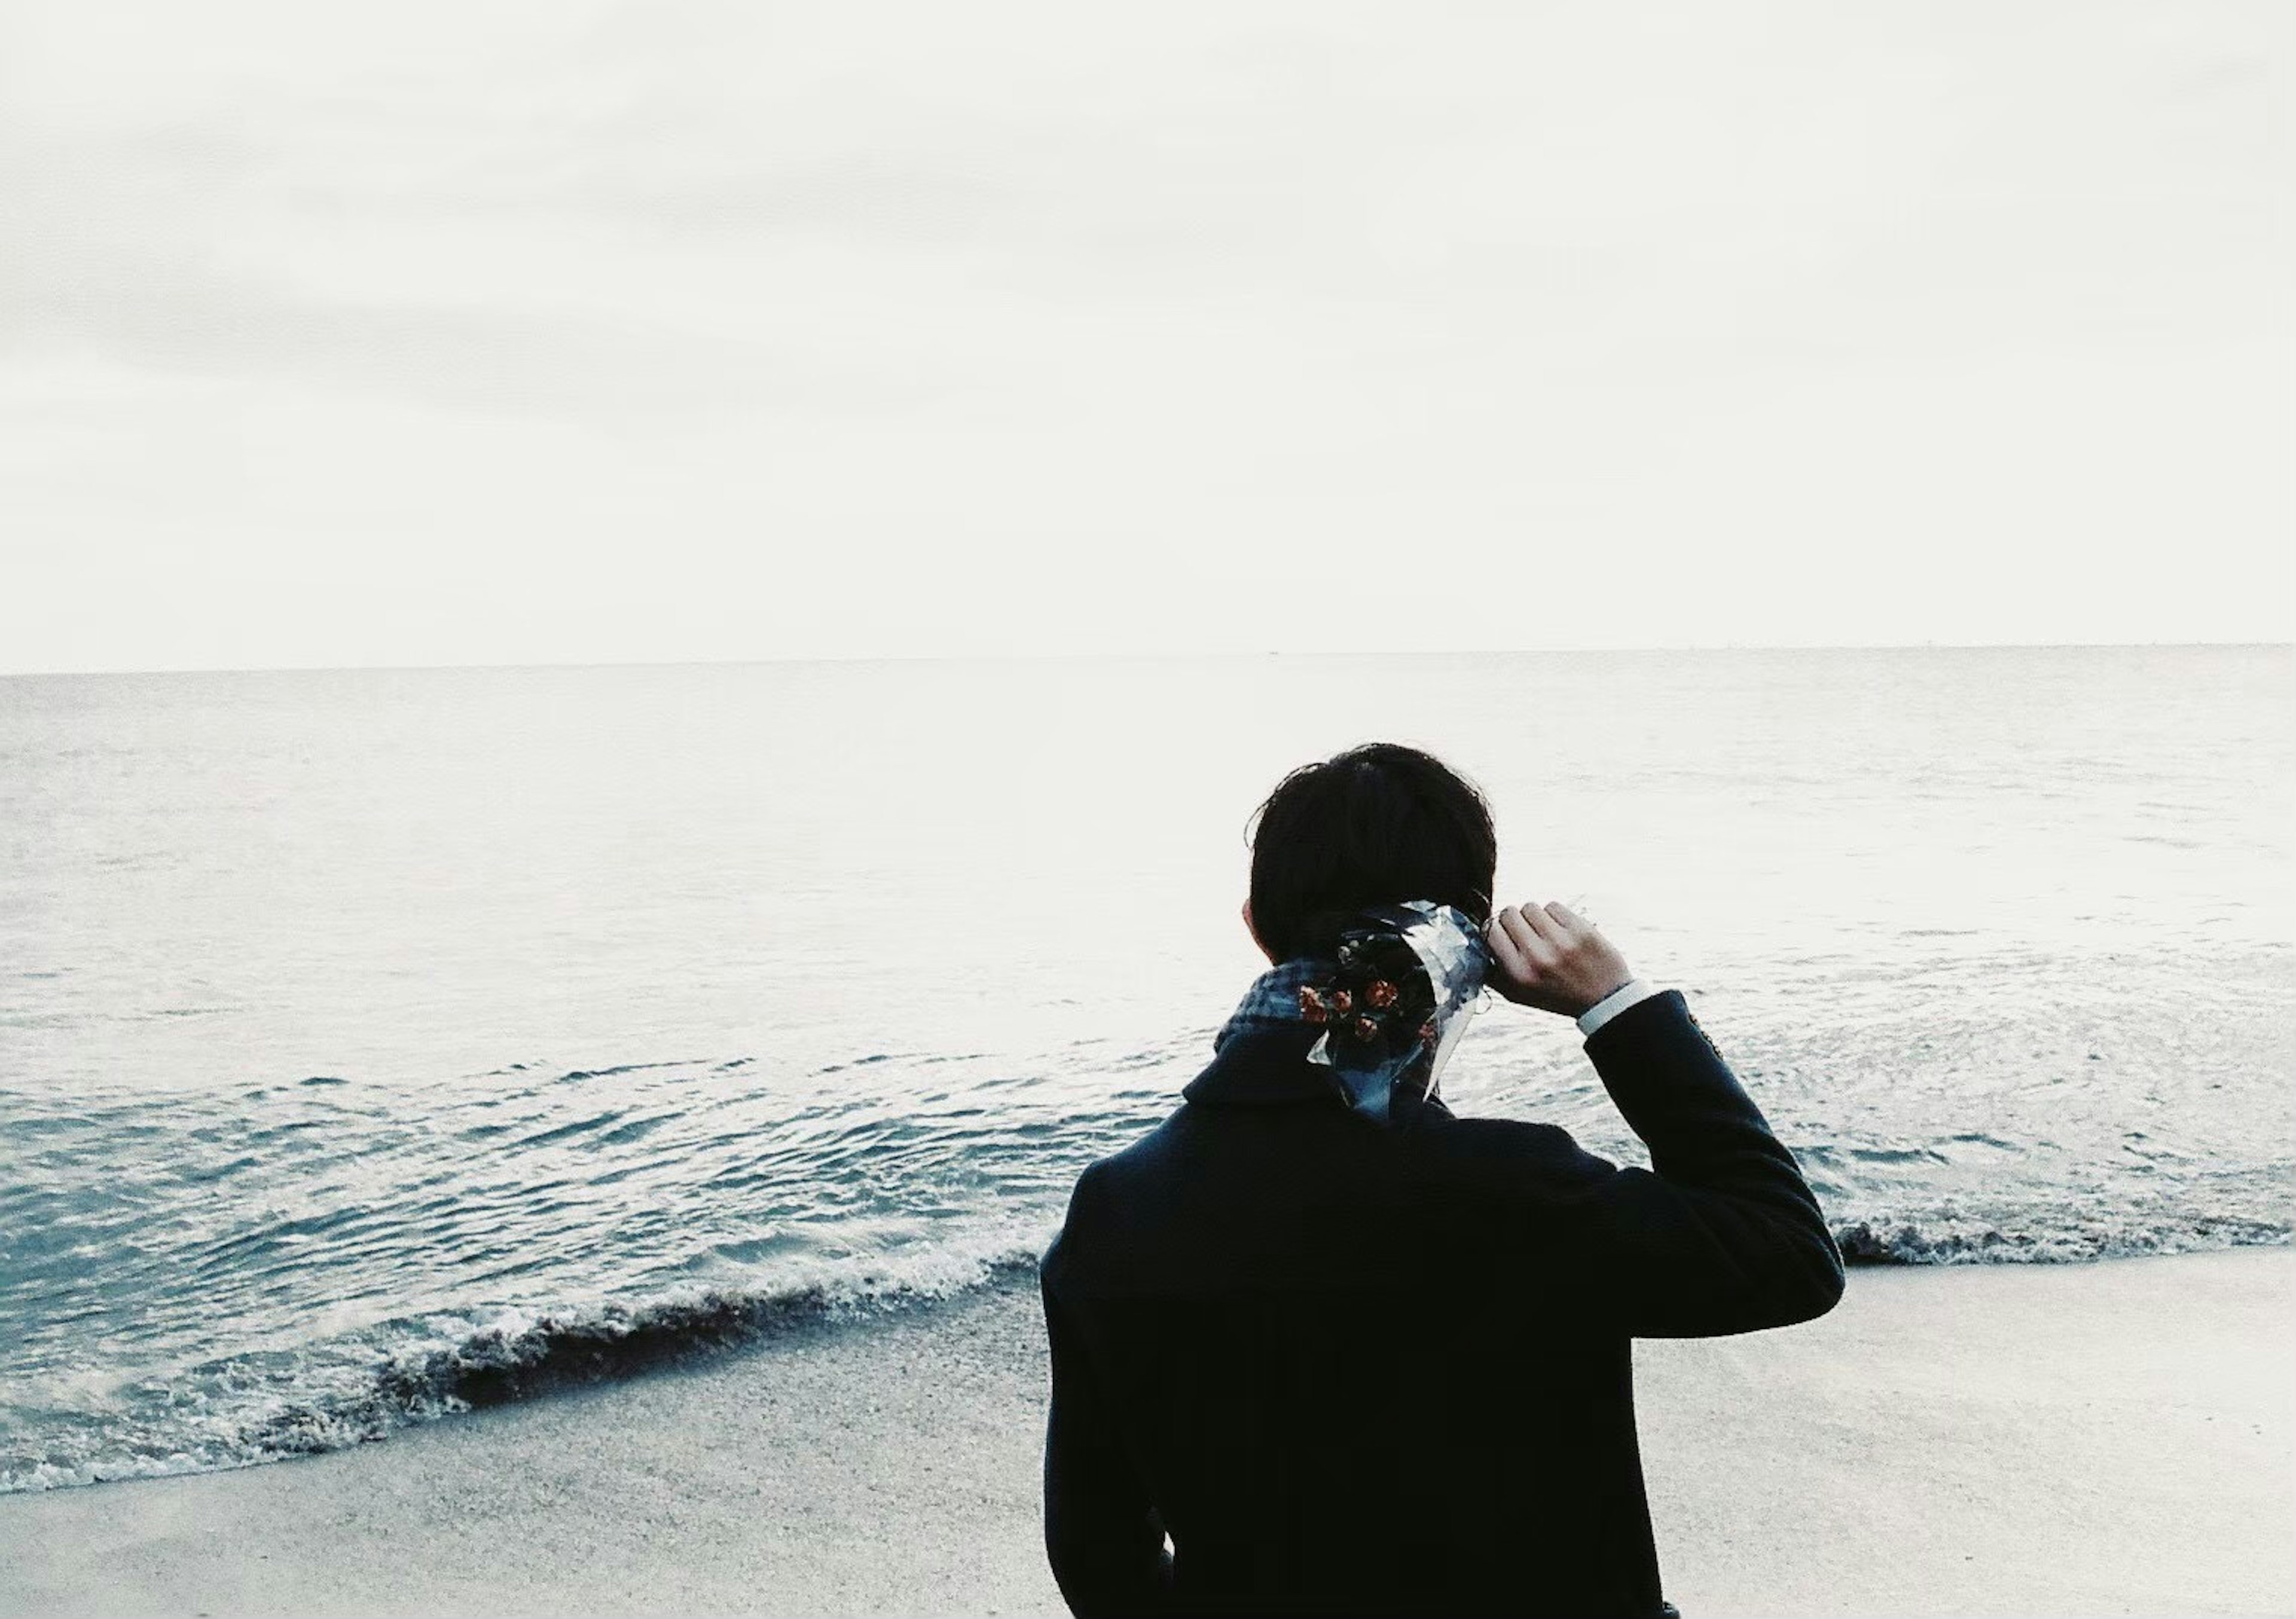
[1051,1102,1616,1233]
[1404,1108,1618,1198]
[1041,1110,1189,1273]
[1079,1103,1192,1187]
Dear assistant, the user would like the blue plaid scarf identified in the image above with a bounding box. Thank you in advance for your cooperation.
[1214,957,1336,1047]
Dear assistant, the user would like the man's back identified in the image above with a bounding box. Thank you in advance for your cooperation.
[1041,988,1845,1618]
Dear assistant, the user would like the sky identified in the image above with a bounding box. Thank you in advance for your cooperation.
[1,0,2289,674]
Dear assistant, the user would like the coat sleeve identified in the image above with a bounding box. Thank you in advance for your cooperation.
[1561,988,1847,1337]
[1040,1175,1173,1617]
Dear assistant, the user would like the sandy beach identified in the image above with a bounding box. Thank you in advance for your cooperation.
[2,1248,2288,1618]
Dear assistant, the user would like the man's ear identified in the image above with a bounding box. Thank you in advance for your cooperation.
[1242,897,1275,964]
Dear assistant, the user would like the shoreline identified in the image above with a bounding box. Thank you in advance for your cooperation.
[2,1248,2288,1617]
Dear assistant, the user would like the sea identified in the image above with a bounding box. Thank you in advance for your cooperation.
[2,646,2290,1492]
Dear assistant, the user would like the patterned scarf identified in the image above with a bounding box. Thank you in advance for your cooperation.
[1211,900,1491,1124]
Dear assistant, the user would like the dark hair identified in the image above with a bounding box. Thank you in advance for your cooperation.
[1244,742,1497,963]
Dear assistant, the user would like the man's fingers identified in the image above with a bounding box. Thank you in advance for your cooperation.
[1488,900,1625,1013]
[1513,902,1570,951]
[1497,906,1560,967]
[1484,909,1529,979]
[1486,908,1543,982]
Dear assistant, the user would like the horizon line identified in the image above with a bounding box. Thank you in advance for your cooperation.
[1,636,2288,682]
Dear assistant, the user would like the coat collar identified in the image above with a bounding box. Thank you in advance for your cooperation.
[1181,1021,1332,1107]
[1180,1022,1455,1121]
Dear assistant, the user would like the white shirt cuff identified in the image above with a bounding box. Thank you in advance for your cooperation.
[1576,977,1662,1038]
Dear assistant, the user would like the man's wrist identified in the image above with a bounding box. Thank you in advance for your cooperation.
[1576,976,1661,1038]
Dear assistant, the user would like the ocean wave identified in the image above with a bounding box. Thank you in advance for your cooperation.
[246,1211,2292,1471]
[7,1208,2291,1495]
[0,1239,1044,1493]
[1832,1214,2290,1266]
[250,1250,1043,1459]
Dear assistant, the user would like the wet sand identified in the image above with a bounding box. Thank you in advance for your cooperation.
[1,1248,2287,1617]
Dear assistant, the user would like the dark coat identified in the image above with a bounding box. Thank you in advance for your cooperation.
[1039,988,1845,1618]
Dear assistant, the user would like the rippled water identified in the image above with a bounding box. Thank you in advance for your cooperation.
[2,647,2291,1489]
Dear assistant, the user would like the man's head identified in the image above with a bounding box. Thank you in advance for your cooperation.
[1242,743,1498,964]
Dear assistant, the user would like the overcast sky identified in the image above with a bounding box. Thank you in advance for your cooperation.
[2,1,2288,673]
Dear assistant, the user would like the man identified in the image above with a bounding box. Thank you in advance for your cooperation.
[1039,742,1845,1618]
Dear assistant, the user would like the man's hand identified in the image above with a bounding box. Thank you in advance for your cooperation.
[1485,901,1635,1019]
